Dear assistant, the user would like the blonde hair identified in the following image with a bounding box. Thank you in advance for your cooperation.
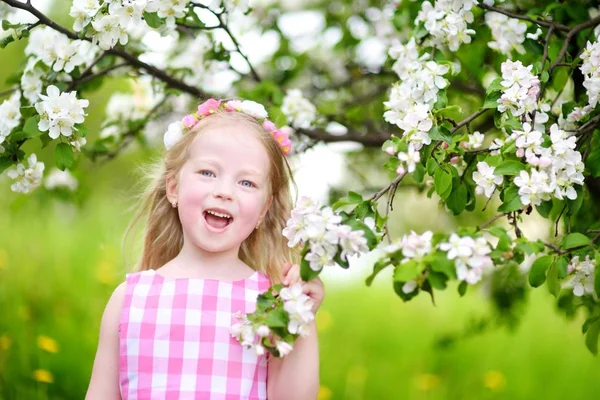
[123,109,298,284]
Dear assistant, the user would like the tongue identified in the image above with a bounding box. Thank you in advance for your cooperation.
[205,213,230,229]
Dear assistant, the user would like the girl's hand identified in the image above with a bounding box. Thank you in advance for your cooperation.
[281,262,325,315]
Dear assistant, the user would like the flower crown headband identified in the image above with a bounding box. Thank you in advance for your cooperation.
[163,98,292,156]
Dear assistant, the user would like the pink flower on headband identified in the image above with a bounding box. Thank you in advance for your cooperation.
[197,99,221,116]
[182,114,197,129]
[263,119,277,132]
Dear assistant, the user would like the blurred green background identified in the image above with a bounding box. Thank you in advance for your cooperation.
[2,2,600,399]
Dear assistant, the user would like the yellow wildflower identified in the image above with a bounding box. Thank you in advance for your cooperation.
[37,336,59,353]
[317,386,332,400]
[96,260,116,285]
[484,370,506,391]
[416,373,440,391]
[0,334,11,351]
[33,369,54,383]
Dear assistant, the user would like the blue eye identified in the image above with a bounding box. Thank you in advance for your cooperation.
[240,180,255,188]
[199,170,214,177]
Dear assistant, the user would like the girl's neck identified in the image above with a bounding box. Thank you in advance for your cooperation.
[165,242,252,280]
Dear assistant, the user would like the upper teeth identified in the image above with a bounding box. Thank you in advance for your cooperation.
[207,210,231,219]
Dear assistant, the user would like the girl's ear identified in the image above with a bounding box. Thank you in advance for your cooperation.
[260,196,273,219]
[166,175,178,204]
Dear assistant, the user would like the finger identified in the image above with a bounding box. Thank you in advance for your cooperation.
[301,280,324,296]
[281,261,292,276]
[284,265,301,285]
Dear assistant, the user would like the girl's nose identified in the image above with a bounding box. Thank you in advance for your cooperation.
[212,182,234,200]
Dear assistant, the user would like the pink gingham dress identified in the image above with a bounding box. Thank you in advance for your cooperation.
[119,269,272,400]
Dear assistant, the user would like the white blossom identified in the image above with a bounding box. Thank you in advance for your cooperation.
[439,234,493,284]
[397,144,421,175]
[564,256,596,297]
[163,121,184,150]
[239,100,268,119]
[485,12,527,55]
[6,153,45,194]
[280,283,315,337]
[281,89,317,129]
[580,39,600,107]
[399,231,433,262]
[416,0,477,52]
[0,91,21,144]
[35,85,89,140]
[44,168,79,191]
[472,162,503,198]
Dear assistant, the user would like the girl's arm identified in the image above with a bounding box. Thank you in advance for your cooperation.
[267,321,320,400]
[85,282,126,400]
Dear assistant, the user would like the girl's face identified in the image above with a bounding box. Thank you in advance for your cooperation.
[168,120,273,255]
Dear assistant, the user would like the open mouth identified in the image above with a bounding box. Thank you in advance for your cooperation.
[203,209,234,229]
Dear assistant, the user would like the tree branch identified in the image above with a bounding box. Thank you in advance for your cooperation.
[549,15,600,75]
[477,3,570,32]
[1,0,209,99]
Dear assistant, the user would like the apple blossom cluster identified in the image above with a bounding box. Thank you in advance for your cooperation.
[0,92,21,146]
[565,255,597,297]
[281,89,317,129]
[512,123,584,204]
[229,314,294,357]
[484,12,527,55]
[497,60,540,117]
[439,234,493,284]
[415,0,477,52]
[35,85,89,141]
[282,197,370,271]
[580,39,600,108]
[69,0,193,49]
[473,162,503,198]
[558,105,593,131]
[384,38,450,151]
[25,26,98,77]
[229,282,312,357]
[385,230,434,263]
[6,154,45,194]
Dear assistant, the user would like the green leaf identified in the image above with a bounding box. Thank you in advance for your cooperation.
[429,253,456,278]
[429,126,452,143]
[595,251,600,297]
[585,320,600,356]
[143,11,164,28]
[546,261,560,297]
[428,270,448,289]
[528,255,554,287]
[264,307,287,328]
[393,260,423,282]
[366,259,391,286]
[483,91,501,109]
[497,184,523,213]
[494,160,526,176]
[434,168,452,199]
[536,200,553,218]
[566,186,584,216]
[413,163,425,183]
[23,116,42,138]
[332,191,364,212]
[560,233,590,250]
[0,156,12,174]
[0,34,15,49]
[486,77,504,94]
[583,316,600,334]
[446,183,467,215]
[458,281,468,296]
[552,68,569,91]
[300,256,320,282]
[540,70,549,83]
[436,105,462,119]
[55,142,74,171]
[556,256,569,279]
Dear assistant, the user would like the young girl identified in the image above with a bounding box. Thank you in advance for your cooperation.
[86,99,325,400]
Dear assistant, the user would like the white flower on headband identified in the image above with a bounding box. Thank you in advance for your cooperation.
[239,100,268,119]
[164,121,184,150]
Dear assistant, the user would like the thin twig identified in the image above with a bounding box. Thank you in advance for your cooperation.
[480,212,506,229]
[0,87,18,98]
[478,3,570,32]
[370,173,406,202]
[549,15,600,75]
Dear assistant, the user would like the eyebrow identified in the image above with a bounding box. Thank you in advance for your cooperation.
[194,159,265,177]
